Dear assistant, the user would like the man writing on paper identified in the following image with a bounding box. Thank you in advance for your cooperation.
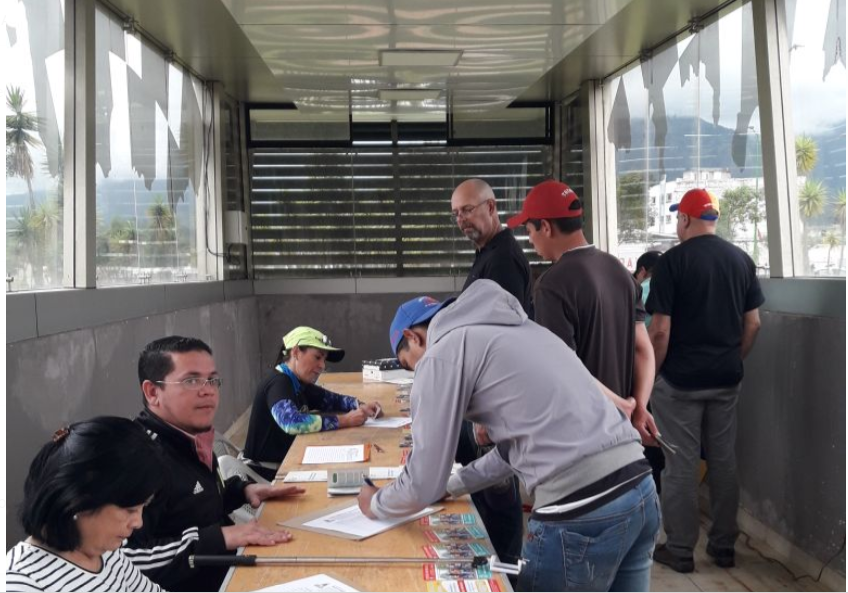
[357,281,661,592]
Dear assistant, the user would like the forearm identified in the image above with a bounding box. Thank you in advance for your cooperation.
[648,315,671,373]
[596,379,635,417]
[741,309,762,359]
[632,324,655,408]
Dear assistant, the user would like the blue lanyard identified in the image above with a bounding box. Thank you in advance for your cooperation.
[276,363,301,394]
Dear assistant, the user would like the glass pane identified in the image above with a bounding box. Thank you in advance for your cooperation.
[786,0,847,276]
[607,3,768,276]
[94,7,208,286]
[4,0,65,292]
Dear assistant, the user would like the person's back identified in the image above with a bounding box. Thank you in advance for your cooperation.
[535,246,641,398]
[407,280,645,506]
[649,234,761,388]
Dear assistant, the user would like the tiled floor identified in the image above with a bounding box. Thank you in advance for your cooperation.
[651,517,834,592]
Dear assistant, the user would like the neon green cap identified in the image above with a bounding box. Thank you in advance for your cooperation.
[282,326,345,363]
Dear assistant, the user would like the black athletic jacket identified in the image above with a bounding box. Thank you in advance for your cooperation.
[126,410,252,592]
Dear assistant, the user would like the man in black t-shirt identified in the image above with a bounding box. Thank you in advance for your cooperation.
[646,188,764,573]
[450,178,528,569]
[507,180,658,441]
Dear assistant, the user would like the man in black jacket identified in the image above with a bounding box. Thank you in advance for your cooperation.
[126,336,304,591]
[449,178,529,568]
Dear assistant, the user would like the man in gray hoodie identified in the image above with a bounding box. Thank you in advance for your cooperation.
[357,280,661,592]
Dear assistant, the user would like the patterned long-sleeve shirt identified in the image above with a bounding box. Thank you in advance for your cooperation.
[243,364,360,464]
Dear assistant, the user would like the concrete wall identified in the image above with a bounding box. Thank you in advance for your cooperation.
[5,283,262,548]
[737,279,846,574]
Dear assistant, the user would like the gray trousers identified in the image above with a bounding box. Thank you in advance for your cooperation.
[651,376,740,557]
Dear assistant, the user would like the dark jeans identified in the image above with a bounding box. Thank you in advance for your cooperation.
[455,421,524,565]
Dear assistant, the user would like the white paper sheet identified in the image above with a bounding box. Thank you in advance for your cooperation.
[282,470,328,483]
[384,377,414,385]
[368,466,404,480]
[363,416,412,429]
[253,573,358,592]
[303,504,436,538]
[302,445,365,465]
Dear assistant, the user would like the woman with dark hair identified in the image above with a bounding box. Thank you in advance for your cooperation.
[243,326,383,479]
[6,416,188,592]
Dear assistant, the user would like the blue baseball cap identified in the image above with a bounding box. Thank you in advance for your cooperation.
[389,296,456,354]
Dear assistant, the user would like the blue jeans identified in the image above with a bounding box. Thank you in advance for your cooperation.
[519,475,661,592]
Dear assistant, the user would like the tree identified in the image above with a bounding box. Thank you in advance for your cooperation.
[795,135,818,176]
[145,196,176,268]
[798,179,828,220]
[6,85,41,208]
[617,172,651,243]
[821,230,841,269]
[717,186,762,241]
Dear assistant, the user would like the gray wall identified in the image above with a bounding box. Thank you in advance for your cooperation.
[5,289,262,548]
[256,292,456,373]
[737,279,846,573]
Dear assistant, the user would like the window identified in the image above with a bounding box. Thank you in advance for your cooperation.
[4,0,65,291]
[605,2,768,275]
[94,6,213,286]
[785,0,846,276]
[249,144,551,278]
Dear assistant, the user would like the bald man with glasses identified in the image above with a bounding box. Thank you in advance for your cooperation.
[449,179,531,571]
[451,178,534,317]
[127,336,304,591]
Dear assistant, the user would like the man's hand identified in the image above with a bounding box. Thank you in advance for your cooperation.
[221,521,293,549]
[631,405,659,447]
[244,484,306,508]
[357,483,379,519]
[358,401,383,419]
[339,408,369,428]
[472,423,493,447]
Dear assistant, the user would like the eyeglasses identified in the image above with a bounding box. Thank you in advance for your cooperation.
[155,377,223,390]
[450,201,490,223]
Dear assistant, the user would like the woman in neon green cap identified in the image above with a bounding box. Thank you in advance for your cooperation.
[243,326,382,479]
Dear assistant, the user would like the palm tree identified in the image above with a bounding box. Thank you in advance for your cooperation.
[6,86,41,208]
[10,206,44,287]
[798,180,828,220]
[795,135,818,176]
[821,230,841,269]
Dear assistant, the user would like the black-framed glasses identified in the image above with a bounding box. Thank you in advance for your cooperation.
[450,201,490,223]
[154,377,223,391]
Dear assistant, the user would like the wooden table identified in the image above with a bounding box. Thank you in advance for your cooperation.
[223,372,512,592]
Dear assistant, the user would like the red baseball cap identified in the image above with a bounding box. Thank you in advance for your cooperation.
[507,180,583,229]
[669,188,720,220]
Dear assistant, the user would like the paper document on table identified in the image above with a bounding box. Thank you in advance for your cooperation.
[302,445,366,465]
[253,573,359,592]
[385,377,414,385]
[368,466,404,480]
[364,416,412,429]
[303,503,437,538]
[282,470,328,483]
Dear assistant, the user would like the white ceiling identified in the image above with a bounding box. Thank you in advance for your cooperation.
[218,0,635,117]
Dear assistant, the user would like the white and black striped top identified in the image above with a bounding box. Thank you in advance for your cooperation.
[5,528,199,592]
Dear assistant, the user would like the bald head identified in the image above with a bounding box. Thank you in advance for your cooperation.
[676,211,719,242]
[451,179,501,248]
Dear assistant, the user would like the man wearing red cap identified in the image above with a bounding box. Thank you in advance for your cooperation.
[507,180,658,444]
[646,188,764,573]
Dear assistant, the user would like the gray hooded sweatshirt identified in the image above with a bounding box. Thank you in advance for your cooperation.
[370,279,644,519]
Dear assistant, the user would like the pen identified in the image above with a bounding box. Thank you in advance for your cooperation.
[363,477,377,488]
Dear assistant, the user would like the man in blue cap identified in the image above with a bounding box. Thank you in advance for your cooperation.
[357,280,661,592]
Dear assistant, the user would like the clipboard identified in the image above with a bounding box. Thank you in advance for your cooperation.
[280,502,442,541]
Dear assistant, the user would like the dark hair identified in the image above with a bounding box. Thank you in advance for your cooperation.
[635,250,663,276]
[527,215,583,235]
[272,345,319,368]
[138,335,213,386]
[20,416,164,552]
[395,321,432,355]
